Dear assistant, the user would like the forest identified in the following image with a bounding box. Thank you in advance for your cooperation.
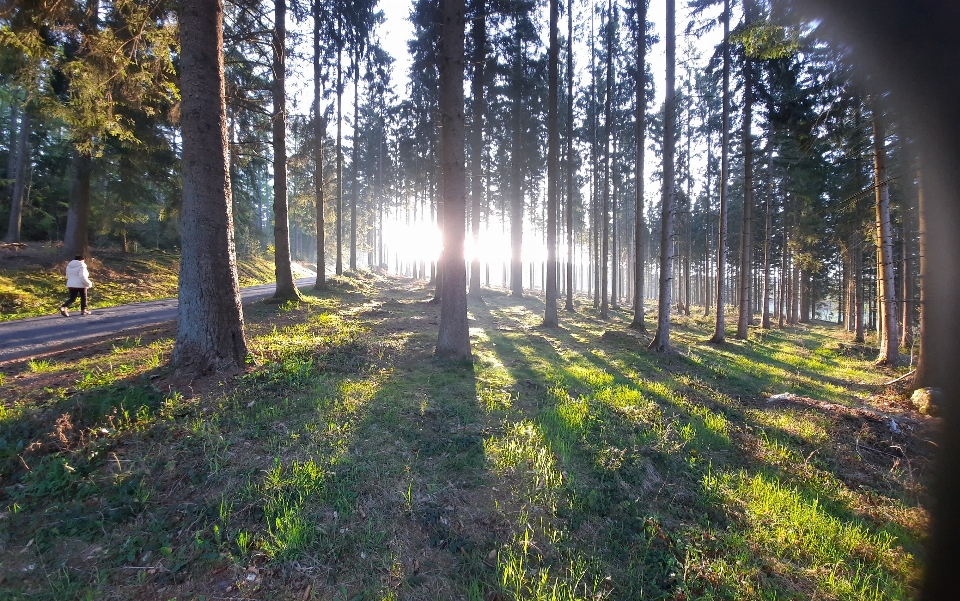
[1,0,959,599]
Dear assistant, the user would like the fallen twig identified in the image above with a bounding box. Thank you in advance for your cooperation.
[884,369,916,386]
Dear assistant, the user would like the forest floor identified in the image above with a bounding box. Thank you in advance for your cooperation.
[0,243,313,321]
[0,271,930,601]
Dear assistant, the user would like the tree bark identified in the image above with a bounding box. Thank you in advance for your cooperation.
[4,110,29,244]
[564,0,575,312]
[901,152,917,349]
[510,21,523,298]
[629,0,647,331]
[761,129,773,328]
[468,0,485,298]
[173,0,248,375]
[336,31,344,276]
[435,0,470,360]
[313,0,326,290]
[599,0,613,320]
[913,163,933,387]
[4,101,17,205]
[872,110,900,364]
[269,0,301,302]
[709,0,730,344]
[350,67,359,271]
[62,148,92,258]
[649,0,675,352]
[736,16,754,338]
[543,0,559,326]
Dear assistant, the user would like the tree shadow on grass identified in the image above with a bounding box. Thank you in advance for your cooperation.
[466,292,923,600]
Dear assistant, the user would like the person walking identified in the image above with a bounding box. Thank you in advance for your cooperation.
[59,255,93,316]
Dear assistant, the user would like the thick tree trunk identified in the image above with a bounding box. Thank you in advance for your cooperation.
[173,0,248,375]
[469,0,485,298]
[649,0,675,352]
[629,0,647,331]
[62,148,92,258]
[872,111,900,364]
[543,0,559,326]
[269,0,301,302]
[709,0,730,344]
[4,110,29,243]
[435,0,470,360]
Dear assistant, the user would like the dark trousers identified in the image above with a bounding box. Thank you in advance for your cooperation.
[62,288,87,311]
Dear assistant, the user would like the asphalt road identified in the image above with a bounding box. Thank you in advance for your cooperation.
[0,278,316,363]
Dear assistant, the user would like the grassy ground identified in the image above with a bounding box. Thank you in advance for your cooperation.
[0,243,311,321]
[0,273,929,600]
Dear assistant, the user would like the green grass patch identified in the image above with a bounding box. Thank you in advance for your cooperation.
[0,279,925,600]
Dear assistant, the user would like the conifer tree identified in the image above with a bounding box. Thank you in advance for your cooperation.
[649,0,676,352]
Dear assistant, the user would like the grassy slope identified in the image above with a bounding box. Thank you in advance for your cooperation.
[0,244,311,321]
[0,274,927,601]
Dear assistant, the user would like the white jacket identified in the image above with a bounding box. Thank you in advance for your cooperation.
[65,260,92,289]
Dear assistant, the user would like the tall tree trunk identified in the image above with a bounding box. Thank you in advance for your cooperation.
[761,129,773,328]
[436,0,470,360]
[336,34,344,275]
[590,5,599,308]
[313,0,326,289]
[736,16,754,339]
[174,0,248,375]
[846,236,856,332]
[611,141,619,310]
[709,0,730,344]
[61,0,99,257]
[269,0,301,301]
[469,0,486,298]
[630,0,647,330]
[350,67,359,271]
[600,0,613,319]
[901,152,917,349]
[649,0,675,352]
[913,163,933,387]
[564,0,575,312]
[872,110,900,363]
[543,0,560,326]
[854,235,865,341]
[510,22,523,298]
[4,101,17,204]
[4,110,29,244]
[703,125,713,317]
[778,227,787,328]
